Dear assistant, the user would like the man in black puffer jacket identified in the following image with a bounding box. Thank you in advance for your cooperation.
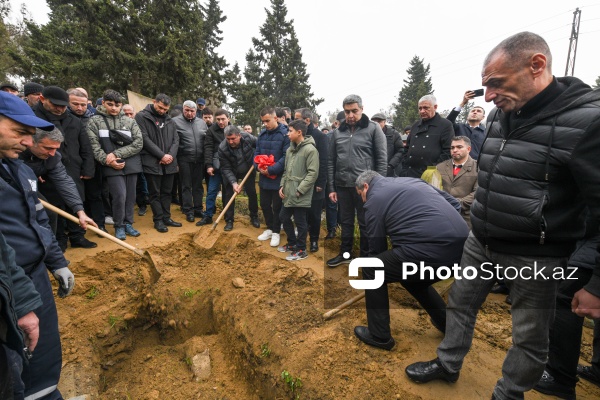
[406,32,600,400]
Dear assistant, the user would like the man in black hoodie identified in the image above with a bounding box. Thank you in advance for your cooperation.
[135,93,181,233]
[406,32,600,400]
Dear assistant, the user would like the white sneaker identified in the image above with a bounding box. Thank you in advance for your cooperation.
[270,233,280,247]
[258,229,273,241]
[105,216,114,225]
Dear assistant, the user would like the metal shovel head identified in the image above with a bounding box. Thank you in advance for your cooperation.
[193,225,221,249]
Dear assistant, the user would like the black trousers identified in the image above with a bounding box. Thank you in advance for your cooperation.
[546,267,593,387]
[337,186,368,256]
[84,166,105,228]
[307,197,324,242]
[179,161,204,215]
[363,248,448,339]
[146,173,175,222]
[0,344,14,400]
[136,172,149,208]
[260,188,282,233]
[280,206,309,250]
[56,211,86,244]
[222,170,258,222]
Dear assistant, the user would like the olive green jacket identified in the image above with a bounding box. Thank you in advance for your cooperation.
[280,136,319,208]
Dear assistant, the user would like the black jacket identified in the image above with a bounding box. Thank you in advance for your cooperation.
[402,112,454,178]
[173,115,207,163]
[136,104,179,175]
[383,125,404,176]
[33,103,95,197]
[19,149,84,213]
[327,114,387,190]
[306,124,328,200]
[446,109,486,160]
[470,77,600,296]
[204,122,229,170]
[569,214,600,271]
[218,133,257,185]
[364,176,467,262]
[0,232,42,359]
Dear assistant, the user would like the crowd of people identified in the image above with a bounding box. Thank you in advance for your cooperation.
[1,30,600,400]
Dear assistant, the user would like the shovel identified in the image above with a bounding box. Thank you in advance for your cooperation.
[39,199,161,284]
[194,165,255,248]
[323,292,365,320]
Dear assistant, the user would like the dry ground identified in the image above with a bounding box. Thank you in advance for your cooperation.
[53,204,600,399]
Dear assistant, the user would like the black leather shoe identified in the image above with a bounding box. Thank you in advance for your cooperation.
[534,370,576,400]
[309,241,318,252]
[163,218,182,227]
[70,237,98,249]
[490,282,510,294]
[194,210,205,218]
[405,358,460,383]
[154,221,168,233]
[186,214,195,223]
[196,216,213,226]
[224,221,233,231]
[250,216,260,228]
[354,326,395,351]
[325,230,336,240]
[578,364,600,387]
[327,253,352,268]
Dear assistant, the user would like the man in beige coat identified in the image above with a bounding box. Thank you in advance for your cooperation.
[436,136,478,228]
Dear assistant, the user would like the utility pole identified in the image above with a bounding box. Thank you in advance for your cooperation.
[565,7,581,76]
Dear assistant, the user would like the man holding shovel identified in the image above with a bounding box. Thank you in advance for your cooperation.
[218,125,260,231]
[0,91,75,400]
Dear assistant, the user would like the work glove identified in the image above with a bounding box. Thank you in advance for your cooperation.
[53,267,75,298]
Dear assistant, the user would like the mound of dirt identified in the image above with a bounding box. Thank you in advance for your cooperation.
[54,215,600,400]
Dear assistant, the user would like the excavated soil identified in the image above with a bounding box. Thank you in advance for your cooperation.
[54,205,600,400]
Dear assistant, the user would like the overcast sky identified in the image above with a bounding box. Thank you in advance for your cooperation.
[10,0,600,123]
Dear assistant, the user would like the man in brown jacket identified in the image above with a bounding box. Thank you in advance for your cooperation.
[436,136,478,229]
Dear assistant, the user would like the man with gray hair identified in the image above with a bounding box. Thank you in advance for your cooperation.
[218,125,259,231]
[173,100,208,223]
[400,94,453,178]
[20,128,97,233]
[326,94,387,267]
[406,32,600,400]
[353,170,467,350]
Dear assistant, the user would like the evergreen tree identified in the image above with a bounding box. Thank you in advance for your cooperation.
[12,0,227,102]
[230,0,321,126]
[594,75,600,89]
[0,0,20,83]
[198,0,229,105]
[393,56,433,129]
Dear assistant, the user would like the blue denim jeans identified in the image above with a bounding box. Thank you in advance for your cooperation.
[205,170,222,218]
[437,232,565,400]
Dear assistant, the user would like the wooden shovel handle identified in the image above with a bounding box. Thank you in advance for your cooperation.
[39,198,145,257]
[323,292,366,320]
[211,165,255,231]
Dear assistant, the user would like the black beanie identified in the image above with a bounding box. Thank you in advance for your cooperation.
[24,82,44,96]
